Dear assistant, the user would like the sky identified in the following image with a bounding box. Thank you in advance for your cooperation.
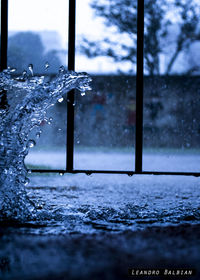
[7,0,200,74]
[8,0,99,48]
[8,0,119,73]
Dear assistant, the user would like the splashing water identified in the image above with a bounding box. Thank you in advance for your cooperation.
[0,66,92,222]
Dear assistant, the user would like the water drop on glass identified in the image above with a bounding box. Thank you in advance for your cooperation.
[81,92,86,96]
[59,172,64,176]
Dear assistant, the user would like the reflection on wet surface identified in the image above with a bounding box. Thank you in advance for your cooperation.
[1,174,200,235]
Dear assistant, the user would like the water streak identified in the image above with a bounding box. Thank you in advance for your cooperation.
[0,66,91,222]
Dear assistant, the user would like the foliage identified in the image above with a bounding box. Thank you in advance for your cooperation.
[80,0,200,75]
[8,32,61,73]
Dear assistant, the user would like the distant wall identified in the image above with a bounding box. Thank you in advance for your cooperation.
[38,75,200,148]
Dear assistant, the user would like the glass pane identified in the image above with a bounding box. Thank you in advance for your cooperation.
[25,101,67,170]
[8,0,69,170]
[8,0,68,74]
[143,0,200,172]
[74,0,137,171]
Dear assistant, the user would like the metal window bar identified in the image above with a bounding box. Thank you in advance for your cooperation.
[1,0,200,177]
[0,0,8,109]
[66,0,76,172]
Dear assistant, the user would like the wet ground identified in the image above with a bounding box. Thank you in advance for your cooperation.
[1,173,200,279]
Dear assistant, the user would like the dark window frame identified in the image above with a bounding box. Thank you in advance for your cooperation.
[1,0,200,177]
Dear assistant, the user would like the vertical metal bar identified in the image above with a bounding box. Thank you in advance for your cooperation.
[0,0,8,71]
[135,0,144,173]
[0,0,8,109]
[66,0,76,172]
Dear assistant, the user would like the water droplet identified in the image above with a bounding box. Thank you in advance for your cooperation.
[48,117,53,124]
[58,97,64,103]
[28,169,32,174]
[28,64,33,76]
[59,172,64,176]
[86,172,92,176]
[58,128,62,131]
[128,173,133,177]
[10,68,17,73]
[36,203,44,210]
[24,178,30,186]
[27,139,36,148]
[36,132,41,138]
[45,62,50,70]
[59,66,65,73]
[72,103,76,106]
[77,140,80,144]
[81,92,85,96]
[22,70,27,79]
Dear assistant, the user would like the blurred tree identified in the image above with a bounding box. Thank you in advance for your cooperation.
[80,0,200,75]
[8,32,61,73]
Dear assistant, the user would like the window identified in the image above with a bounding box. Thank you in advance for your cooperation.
[1,0,200,176]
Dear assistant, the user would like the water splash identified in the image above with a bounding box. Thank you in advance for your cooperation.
[0,66,92,222]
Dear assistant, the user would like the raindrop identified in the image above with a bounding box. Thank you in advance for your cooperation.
[72,103,76,106]
[27,139,36,148]
[59,65,65,73]
[22,70,27,79]
[27,169,32,174]
[81,92,86,96]
[59,172,64,176]
[28,64,34,76]
[86,172,92,176]
[48,117,53,124]
[36,132,41,138]
[24,178,30,186]
[58,97,64,103]
[77,140,80,144]
[10,68,17,73]
[45,62,50,70]
[128,173,133,177]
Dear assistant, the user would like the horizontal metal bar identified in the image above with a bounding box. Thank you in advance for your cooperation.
[30,169,200,177]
